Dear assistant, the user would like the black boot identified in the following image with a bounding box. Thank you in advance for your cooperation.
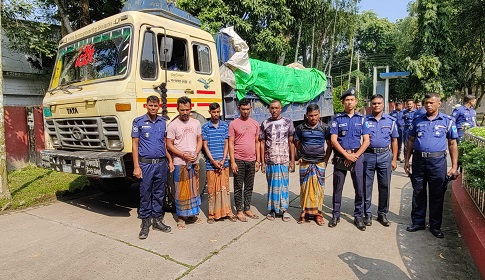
[139,218,151,239]
[152,217,172,233]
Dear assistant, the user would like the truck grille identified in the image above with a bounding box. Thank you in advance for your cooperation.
[45,117,123,150]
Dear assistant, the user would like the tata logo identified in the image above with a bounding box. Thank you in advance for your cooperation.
[67,107,78,114]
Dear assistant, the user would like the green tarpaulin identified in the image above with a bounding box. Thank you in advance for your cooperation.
[234,59,327,107]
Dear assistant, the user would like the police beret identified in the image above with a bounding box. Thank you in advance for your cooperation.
[340,87,356,100]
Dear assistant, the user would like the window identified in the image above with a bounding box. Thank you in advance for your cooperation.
[140,31,157,79]
[193,43,211,74]
[51,26,132,88]
[158,35,188,71]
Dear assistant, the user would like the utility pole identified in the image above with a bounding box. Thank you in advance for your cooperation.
[0,9,12,199]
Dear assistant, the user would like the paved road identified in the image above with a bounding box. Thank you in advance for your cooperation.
[0,163,480,280]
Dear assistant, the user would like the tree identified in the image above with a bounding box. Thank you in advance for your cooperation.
[2,0,123,71]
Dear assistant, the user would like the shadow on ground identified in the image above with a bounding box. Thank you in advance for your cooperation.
[339,252,410,280]
[396,181,479,279]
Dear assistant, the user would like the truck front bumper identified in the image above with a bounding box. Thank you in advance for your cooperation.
[40,150,131,178]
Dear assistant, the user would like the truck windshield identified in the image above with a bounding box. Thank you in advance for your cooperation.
[50,26,132,88]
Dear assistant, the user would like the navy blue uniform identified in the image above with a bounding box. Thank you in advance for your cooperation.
[363,114,399,218]
[389,110,404,157]
[132,114,168,219]
[409,112,458,230]
[451,105,477,141]
[330,112,369,219]
[402,108,416,157]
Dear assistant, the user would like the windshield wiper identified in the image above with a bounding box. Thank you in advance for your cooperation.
[47,82,83,96]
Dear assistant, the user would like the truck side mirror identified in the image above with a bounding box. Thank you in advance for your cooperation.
[160,37,173,63]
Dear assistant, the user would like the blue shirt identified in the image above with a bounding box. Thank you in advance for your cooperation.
[131,114,166,158]
[295,121,330,163]
[451,105,477,129]
[413,107,426,120]
[410,112,458,153]
[364,114,399,148]
[330,112,369,150]
[402,108,416,128]
[202,120,229,171]
[389,110,404,127]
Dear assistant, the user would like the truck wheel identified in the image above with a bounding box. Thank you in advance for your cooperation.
[91,178,134,194]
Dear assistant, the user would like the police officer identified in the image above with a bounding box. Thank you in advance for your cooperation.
[389,101,404,161]
[404,93,459,239]
[363,94,399,227]
[451,95,478,142]
[401,99,416,163]
[132,95,173,239]
[329,88,370,231]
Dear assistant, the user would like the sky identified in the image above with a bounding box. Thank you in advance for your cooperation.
[359,0,411,22]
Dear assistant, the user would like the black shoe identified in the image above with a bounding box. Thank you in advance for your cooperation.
[377,214,390,227]
[152,217,172,233]
[430,228,444,238]
[139,218,151,239]
[364,216,372,226]
[328,217,340,228]
[406,224,425,232]
[354,218,366,231]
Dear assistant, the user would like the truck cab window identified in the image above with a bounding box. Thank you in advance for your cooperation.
[158,35,188,71]
[193,43,211,74]
[140,31,157,79]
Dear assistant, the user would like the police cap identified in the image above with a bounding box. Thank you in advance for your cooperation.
[340,87,357,100]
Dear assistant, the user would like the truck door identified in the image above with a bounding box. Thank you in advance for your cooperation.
[137,26,195,118]
[190,40,220,116]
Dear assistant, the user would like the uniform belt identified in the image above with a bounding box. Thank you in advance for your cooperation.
[413,151,446,158]
[139,157,166,164]
[345,148,359,153]
[365,147,389,154]
[333,148,359,158]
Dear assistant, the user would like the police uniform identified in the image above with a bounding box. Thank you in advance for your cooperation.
[451,105,477,141]
[402,108,416,158]
[132,114,168,220]
[409,112,458,231]
[363,113,398,222]
[330,89,369,223]
[389,109,404,158]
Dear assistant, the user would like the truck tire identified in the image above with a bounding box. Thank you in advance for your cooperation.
[91,178,134,194]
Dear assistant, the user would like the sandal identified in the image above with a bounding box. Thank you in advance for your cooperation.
[207,218,215,224]
[266,212,276,221]
[194,218,203,225]
[315,215,325,226]
[244,211,259,219]
[227,215,237,222]
[297,213,307,224]
[177,221,187,230]
[237,213,248,222]
[282,212,291,222]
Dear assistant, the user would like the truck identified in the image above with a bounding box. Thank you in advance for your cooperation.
[40,0,334,192]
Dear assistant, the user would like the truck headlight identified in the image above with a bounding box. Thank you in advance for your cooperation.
[52,136,60,146]
[108,139,122,150]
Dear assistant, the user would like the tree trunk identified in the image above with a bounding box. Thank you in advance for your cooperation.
[53,0,74,34]
[277,52,286,65]
[0,13,12,200]
[294,22,302,63]
[80,0,90,28]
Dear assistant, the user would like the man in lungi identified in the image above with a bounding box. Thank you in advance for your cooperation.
[229,98,261,222]
[202,103,237,223]
[260,99,295,222]
[294,104,332,226]
[167,96,203,230]
[132,95,172,239]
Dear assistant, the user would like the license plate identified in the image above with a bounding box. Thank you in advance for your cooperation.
[62,165,73,173]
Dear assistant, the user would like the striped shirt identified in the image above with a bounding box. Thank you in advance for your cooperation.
[202,120,229,171]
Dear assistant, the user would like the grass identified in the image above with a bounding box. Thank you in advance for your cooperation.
[0,165,90,211]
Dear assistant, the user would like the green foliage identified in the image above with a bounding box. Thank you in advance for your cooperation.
[468,127,485,138]
[0,165,89,211]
